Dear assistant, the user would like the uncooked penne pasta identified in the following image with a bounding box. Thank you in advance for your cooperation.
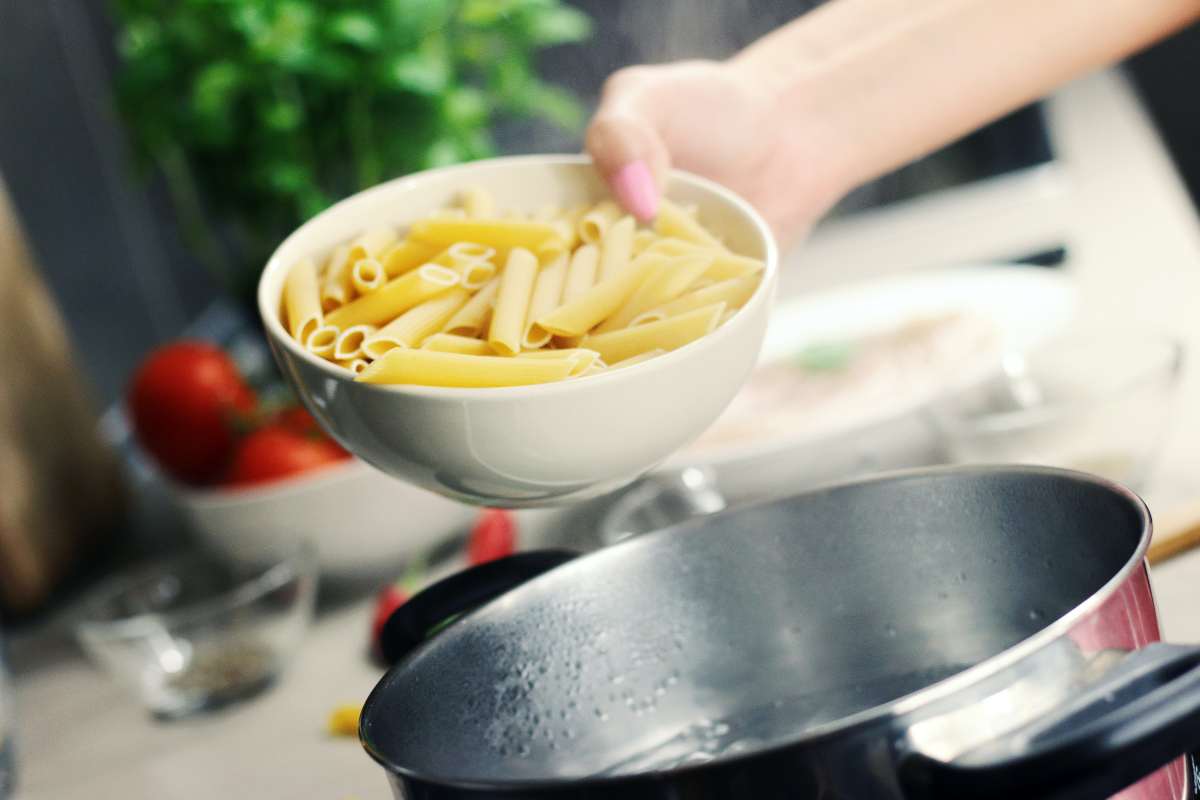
[595,252,713,333]
[357,349,575,388]
[704,252,765,281]
[334,324,377,360]
[635,274,760,325]
[655,200,723,249]
[489,248,539,356]
[597,216,635,281]
[351,258,385,295]
[632,229,658,254]
[337,357,370,374]
[535,252,666,337]
[459,186,494,218]
[381,239,441,278]
[284,257,321,344]
[522,253,568,349]
[410,219,559,251]
[441,277,499,337]
[363,287,471,358]
[348,227,399,265]
[562,244,599,302]
[421,333,495,356]
[580,303,726,364]
[320,245,352,311]
[632,277,755,327]
[578,200,620,244]
[305,324,340,358]
[287,190,763,387]
[608,349,667,370]
[516,347,601,377]
[325,263,459,329]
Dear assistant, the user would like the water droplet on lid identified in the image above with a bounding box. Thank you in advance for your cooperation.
[885,625,897,638]
[1029,609,1044,621]
[518,745,531,758]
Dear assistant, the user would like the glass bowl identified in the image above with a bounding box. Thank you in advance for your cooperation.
[926,331,1184,488]
[74,542,317,719]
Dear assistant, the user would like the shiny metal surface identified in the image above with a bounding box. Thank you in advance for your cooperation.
[363,466,1185,799]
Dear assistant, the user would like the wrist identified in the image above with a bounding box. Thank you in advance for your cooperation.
[725,48,864,236]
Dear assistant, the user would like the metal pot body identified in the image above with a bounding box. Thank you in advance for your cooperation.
[362,467,1200,799]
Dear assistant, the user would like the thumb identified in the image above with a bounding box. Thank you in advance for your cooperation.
[585,108,670,222]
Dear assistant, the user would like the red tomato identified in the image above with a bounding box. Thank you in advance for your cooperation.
[371,584,408,647]
[127,341,256,485]
[224,424,350,488]
[274,405,323,436]
[467,509,517,565]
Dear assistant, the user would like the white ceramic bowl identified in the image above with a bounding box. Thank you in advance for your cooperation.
[258,155,779,507]
[176,460,478,578]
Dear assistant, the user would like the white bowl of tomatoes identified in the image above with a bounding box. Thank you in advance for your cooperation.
[127,341,477,577]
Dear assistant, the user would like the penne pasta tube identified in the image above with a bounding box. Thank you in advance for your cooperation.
[704,252,765,281]
[380,239,441,278]
[488,248,540,356]
[594,252,714,333]
[561,243,599,302]
[654,200,723,249]
[421,333,495,356]
[337,358,370,374]
[644,237,764,281]
[409,219,560,251]
[597,215,635,281]
[320,245,353,311]
[305,324,340,358]
[632,229,658,254]
[442,277,499,336]
[333,324,377,360]
[635,274,761,325]
[719,307,739,326]
[535,252,667,337]
[459,186,494,218]
[522,253,568,349]
[431,207,468,219]
[284,257,322,345]
[579,303,726,364]
[357,349,575,388]
[347,227,399,264]
[578,200,620,244]
[362,288,471,358]
[325,263,459,329]
[516,347,601,377]
[536,236,569,266]
[608,348,667,371]
[351,258,385,295]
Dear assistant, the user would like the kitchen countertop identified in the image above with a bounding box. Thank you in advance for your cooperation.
[12,68,1200,800]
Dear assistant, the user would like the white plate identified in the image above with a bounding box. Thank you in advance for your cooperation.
[666,264,1077,472]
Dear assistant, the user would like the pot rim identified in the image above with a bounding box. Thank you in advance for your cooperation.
[360,463,1152,792]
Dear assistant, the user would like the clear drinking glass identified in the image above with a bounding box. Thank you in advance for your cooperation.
[926,331,1184,489]
[74,543,317,719]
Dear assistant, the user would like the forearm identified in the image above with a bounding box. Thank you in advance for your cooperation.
[734,0,1199,194]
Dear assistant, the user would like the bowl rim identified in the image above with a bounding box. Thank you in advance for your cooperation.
[257,154,779,400]
[74,541,317,641]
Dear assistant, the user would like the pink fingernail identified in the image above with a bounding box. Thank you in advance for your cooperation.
[612,161,659,221]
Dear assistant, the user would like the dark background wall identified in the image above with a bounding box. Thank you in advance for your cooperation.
[1,0,1196,404]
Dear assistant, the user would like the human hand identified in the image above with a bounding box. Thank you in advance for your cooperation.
[585,59,850,248]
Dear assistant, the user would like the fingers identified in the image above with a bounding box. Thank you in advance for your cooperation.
[585,72,670,221]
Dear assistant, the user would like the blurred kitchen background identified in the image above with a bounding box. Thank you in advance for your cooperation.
[1,1,1199,618]
[2,0,1195,405]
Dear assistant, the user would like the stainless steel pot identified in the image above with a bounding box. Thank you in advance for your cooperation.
[362,466,1200,799]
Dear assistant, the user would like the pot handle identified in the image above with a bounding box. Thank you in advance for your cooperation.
[378,550,579,666]
[899,643,1200,800]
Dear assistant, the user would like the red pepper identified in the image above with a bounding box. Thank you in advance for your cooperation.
[467,509,517,565]
[369,559,426,656]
